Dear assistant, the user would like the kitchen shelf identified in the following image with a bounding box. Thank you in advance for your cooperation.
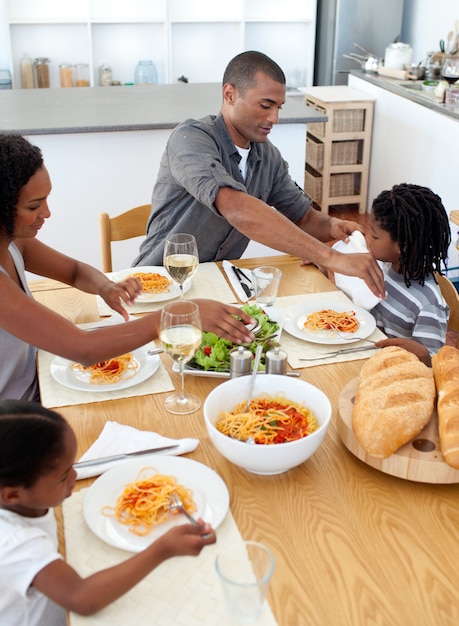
[6,0,317,88]
[303,86,374,215]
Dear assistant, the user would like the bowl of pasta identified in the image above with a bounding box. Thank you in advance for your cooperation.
[203,375,331,475]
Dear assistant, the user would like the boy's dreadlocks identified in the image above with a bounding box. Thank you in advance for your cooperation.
[372,183,450,287]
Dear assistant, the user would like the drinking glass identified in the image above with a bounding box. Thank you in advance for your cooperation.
[159,300,202,414]
[163,233,199,300]
[441,56,459,85]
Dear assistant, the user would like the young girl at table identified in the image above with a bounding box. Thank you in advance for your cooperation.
[0,134,254,402]
[366,182,450,366]
[0,399,216,624]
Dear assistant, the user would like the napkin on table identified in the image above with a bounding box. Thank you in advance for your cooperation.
[222,260,253,302]
[75,421,199,480]
[332,230,384,311]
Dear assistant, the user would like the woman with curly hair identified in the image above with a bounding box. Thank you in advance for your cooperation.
[0,134,254,401]
[366,182,451,366]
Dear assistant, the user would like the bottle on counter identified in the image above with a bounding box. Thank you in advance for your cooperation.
[134,60,158,85]
[34,57,50,88]
[74,63,90,87]
[20,52,34,89]
[99,63,112,86]
[59,63,73,88]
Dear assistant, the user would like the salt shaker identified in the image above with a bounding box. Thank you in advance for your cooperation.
[265,346,288,375]
[230,346,252,378]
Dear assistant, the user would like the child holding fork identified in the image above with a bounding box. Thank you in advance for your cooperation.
[0,399,216,625]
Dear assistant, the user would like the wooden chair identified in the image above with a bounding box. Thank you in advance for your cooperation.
[99,204,151,272]
[436,272,459,349]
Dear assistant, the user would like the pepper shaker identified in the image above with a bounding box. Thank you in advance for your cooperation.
[265,346,288,375]
[230,346,252,378]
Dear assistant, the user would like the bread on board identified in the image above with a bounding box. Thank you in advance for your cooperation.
[432,346,459,469]
[352,346,435,458]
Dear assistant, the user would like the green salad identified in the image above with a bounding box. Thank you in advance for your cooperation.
[188,303,280,372]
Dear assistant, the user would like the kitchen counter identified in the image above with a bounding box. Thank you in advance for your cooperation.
[350,69,459,121]
[0,83,326,135]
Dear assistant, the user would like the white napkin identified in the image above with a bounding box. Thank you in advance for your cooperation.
[222,260,253,302]
[332,231,383,311]
[75,421,199,480]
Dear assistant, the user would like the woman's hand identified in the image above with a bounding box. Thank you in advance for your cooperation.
[99,278,143,321]
[193,299,255,344]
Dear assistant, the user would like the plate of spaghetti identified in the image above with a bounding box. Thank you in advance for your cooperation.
[84,456,229,552]
[283,299,376,344]
[114,266,191,302]
[50,345,160,392]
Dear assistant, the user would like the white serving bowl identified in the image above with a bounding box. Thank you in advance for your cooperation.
[203,375,331,475]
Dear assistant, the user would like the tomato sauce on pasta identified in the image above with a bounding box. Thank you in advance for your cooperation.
[303,309,358,333]
[216,395,318,444]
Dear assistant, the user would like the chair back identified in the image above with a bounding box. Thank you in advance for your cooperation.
[99,204,151,272]
[436,272,459,348]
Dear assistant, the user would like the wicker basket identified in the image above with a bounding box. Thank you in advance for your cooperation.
[305,166,356,202]
[306,134,359,171]
[306,100,365,136]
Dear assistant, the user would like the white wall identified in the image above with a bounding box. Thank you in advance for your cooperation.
[401,0,459,62]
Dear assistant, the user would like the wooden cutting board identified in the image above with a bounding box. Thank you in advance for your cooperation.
[338,377,459,484]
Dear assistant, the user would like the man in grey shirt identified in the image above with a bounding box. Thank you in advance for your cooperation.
[133,51,384,298]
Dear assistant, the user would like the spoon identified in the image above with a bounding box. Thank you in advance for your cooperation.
[242,344,263,412]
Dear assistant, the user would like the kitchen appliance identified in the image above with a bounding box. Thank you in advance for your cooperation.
[314,0,405,86]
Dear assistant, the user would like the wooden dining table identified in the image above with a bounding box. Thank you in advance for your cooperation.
[31,255,459,626]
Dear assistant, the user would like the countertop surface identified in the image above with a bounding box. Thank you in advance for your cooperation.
[0,82,327,135]
[350,69,459,121]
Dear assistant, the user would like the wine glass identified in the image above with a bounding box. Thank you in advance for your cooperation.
[163,233,199,300]
[441,56,459,85]
[159,300,202,414]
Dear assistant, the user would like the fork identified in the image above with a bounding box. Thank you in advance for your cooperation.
[299,345,378,361]
[169,492,212,538]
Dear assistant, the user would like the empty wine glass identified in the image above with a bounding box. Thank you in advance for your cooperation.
[163,233,199,300]
[159,300,202,414]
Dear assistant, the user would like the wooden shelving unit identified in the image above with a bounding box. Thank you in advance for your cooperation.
[303,86,374,214]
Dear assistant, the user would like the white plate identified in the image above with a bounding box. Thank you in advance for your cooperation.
[113,266,191,302]
[283,300,376,344]
[175,306,285,377]
[83,456,229,552]
[50,345,160,392]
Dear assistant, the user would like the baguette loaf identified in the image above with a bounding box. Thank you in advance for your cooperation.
[432,346,459,469]
[352,346,435,458]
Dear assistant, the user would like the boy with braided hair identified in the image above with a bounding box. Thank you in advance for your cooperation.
[366,183,451,366]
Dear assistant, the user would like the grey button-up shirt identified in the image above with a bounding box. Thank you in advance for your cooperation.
[133,113,312,266]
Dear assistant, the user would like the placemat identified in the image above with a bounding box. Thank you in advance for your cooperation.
[63,490,278,626]
[273,292,386,368]
[97,262,236,316]
[37,350,174,408]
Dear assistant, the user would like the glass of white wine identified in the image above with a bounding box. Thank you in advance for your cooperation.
[163,233,199,300]
[159,300,202,414]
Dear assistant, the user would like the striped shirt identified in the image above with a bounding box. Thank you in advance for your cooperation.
[371,265,448,356]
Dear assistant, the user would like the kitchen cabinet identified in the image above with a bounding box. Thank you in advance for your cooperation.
[303,86,374,214]
[6,0,317,88]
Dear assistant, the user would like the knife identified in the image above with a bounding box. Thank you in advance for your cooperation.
[73,444,179,469]
[231,265,252,298]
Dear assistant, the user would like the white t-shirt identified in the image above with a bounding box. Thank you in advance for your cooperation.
[236,145,250,180]
[0,508,65,626]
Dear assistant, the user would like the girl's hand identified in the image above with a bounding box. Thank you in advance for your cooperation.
[193,299,255,344]
[99,278,143,321]
[158,521,216,558]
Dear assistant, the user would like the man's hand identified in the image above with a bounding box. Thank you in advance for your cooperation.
[329,217,364,243]
[328,251,385,299]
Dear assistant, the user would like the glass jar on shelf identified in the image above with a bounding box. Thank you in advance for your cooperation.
[34,57,50,88]
[59,64,73,88]
[20,52,34,89]
[99,63,112,86]
[134,60,158,85]
[74,63,90,87]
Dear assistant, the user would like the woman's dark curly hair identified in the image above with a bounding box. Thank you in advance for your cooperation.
[372,183,450,287]
[0,134,44,241]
